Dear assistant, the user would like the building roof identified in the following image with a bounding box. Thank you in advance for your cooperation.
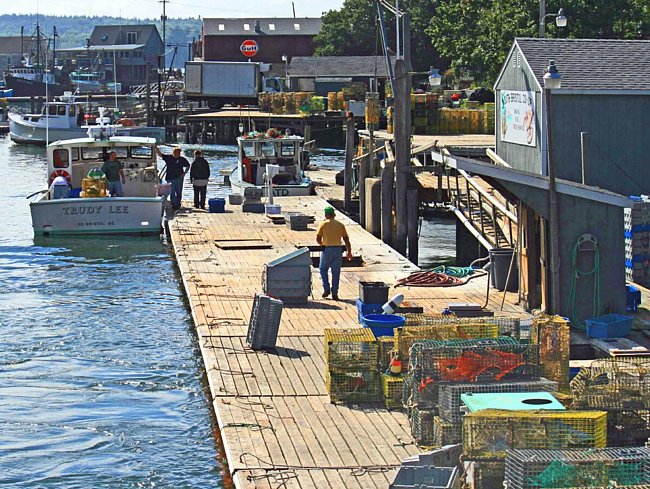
[89,24,161,47]
[510,38,650,91]
[58,44,145,52]
[0,36,23,54]
[203,18,322,37]
[288,56,393,78]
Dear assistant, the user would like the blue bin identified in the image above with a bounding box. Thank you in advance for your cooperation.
[356,298,383,324]
[208,197,225,213]
[362,314,405,337]
[586,314,633,338]
[626,284,641,312]
[70,188,81,198]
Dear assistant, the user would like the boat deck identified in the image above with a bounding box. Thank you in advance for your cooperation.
[168,195,525,488]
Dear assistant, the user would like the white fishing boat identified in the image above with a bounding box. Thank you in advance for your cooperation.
[29,112,165,235]
[230,130,313,197]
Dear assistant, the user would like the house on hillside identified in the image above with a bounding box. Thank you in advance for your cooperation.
[287,56,394,95]
[195,18,322,66]
[445,38,648,324]
[0,36,24,72]
[57,24,164,90]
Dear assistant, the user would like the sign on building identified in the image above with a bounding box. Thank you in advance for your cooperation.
[240,39,258,58]
[500,90,536,147]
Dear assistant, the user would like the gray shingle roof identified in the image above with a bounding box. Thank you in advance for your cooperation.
[515,37,650,90]
[90,24,161,47]
[0,36,22,54]
[289,56,393,78]
[203,18,322,37]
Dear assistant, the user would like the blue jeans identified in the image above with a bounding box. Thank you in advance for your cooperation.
[107,180,123,197]
[319,246,342,295]
[168,176,184,208]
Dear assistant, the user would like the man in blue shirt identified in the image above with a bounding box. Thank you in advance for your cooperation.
[156,146,190,209]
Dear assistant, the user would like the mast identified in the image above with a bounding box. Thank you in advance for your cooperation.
[52,26,58,70]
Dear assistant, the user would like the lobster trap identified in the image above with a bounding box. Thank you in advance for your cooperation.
[409,337,539,385]
[411,407,435,446]
[530,315,571,392]
[570,357,650,411]
[438,378,559,423]
[432,415,462,446]
[377,335,395,373]
[467,460,506,489]
[401,313,457,326]
[381,373,404,409]
[608,410,650,447]
[326,369,379,404]
[400,314,528,339]
[324,328,378,372]
[463,409,607,460]
[504,447,650,489]
[402,372,439,411]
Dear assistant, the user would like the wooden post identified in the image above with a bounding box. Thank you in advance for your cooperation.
[365,177,382,237]
[359,153,370,227]
[343,114,355,211]
[381,160,394,246]
[407,188,419,265]
[394,58,411,255]
[145,63,152,127]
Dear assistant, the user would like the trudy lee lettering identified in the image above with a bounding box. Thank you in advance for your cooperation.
[62,205,129,216]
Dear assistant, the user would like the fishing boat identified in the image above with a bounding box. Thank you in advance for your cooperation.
[230,129,313,197]
[9,93,165,145]
[29,111,165,235]
[4,65,64,97]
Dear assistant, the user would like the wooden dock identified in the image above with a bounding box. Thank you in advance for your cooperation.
[168,195,525,488]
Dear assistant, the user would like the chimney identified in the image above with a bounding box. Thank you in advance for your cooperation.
[254,20,261,33]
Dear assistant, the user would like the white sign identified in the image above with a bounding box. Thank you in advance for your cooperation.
[500,90,536,147]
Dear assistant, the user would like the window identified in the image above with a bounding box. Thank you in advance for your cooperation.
[269,23,275,31]
[48,106,57,115]
[71,148,79,161]
[261,141,276,157]
[111,147,129,159]
[242,142,255,157]
[127,31,138,44]
[218,24,225,31]
[281,142,295,157]
[58,106,66,116]
[130,145,153,159]
[243,23,250,30]
[294,23,300,30]
[69,106,76,117]
[53,149,69,168]
[81,147,105,160]
[134,50,143,58]
[124,51,130,58]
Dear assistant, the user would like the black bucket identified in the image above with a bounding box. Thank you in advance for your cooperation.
[489,247,518,292]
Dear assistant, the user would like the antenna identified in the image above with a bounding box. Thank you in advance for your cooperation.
[292,2,296,18]
[160,0,169,69]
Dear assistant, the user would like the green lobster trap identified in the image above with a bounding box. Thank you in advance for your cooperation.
[410,407,435,446]
[463,409,607,460]
[504,447,650,489]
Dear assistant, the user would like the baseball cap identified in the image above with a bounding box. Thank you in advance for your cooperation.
[324,206,335,215]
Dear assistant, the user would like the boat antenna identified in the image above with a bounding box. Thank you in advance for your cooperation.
[113,46,118,113]
[45,68,49,144]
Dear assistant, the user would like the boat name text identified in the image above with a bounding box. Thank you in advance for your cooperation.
[61,205,129,216]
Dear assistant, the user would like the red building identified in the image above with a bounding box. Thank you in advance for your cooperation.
[197,18,322,67]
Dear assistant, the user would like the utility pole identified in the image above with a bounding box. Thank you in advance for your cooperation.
[52,26,58,70]
[539,0,546,37]
[160,0,168,69]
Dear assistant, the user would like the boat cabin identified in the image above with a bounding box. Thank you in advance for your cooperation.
[238,135,305,186]
[47,136,159,198]
[19,102,87,128]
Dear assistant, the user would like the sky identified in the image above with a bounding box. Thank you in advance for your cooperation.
[0,0,343,19]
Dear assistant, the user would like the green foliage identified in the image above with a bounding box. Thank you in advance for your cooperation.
[428,0,650,85]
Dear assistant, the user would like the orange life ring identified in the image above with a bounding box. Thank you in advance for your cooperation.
[49,169,71,185]
[118,118,135,127]
[242,157,253,184]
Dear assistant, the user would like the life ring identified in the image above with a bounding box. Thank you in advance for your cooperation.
[242,157,253,184]
[49,169,71,185]
[118,118,135,127]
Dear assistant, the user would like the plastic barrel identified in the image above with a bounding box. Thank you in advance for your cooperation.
[489,247,518,292]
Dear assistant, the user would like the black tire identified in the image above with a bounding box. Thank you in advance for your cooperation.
[207,99,223,110]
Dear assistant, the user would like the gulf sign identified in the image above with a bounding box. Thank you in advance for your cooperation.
[240,39,258,58]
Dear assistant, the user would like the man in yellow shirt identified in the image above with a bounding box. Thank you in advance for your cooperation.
[316,206,352,300]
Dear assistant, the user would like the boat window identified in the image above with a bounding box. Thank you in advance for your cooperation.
[111,147,129,159]
[71,147,79,161]
[48,106,57,115]
[280,142,295,156]
[130,145,153,159]
[58,106,66,116]
[69,106,76,117]
[261,141,276,157]
[242,142,255,157]
[53,149,69,168]
[81,147,105,160]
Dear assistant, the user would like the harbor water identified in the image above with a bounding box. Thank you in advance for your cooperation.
[0,137,455,487]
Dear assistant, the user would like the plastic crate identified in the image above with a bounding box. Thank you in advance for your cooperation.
[208,197,225,213]
[390,465,459,489]
[627,284,642,312]
[356,298,383,324]
[246,293,283,350]
[586,314,633,338]
[359,281,389,304]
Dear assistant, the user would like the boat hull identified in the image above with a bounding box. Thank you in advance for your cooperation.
[230,168,313,197]
[30,196,165,235]
[9,114,87,145]
[4,75,65,97]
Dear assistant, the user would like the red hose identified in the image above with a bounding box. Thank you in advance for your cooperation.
[395,271,465,287]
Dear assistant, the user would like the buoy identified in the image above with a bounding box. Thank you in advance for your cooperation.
[382,293,404,314]
[388,355,402,376]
